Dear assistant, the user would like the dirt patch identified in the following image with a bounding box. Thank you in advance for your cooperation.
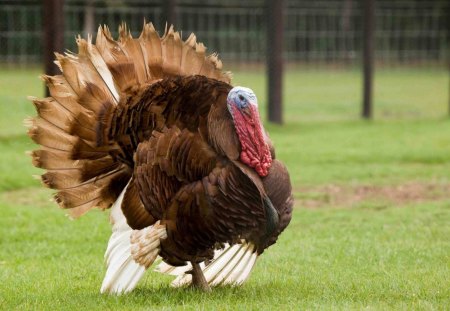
[296,182,450,208]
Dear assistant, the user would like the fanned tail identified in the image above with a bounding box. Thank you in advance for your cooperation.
[26,75,130,217]
[27,22,231,217]
[156,241,258,287]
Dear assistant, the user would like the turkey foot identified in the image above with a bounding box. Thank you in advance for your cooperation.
[189,261,211,292]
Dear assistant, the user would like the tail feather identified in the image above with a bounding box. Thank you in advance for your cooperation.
[26,117,78,151]
[180,33,197,75]
[55,42,118,107]
[28,97,74,135]
[100,229,146,294]
[38,77,98,139]
[235,252,258,285]
[155,261,192,276]
[165,241,258,288]
[161,25,183,76]
[95,25,139,91]
[220,243,255,285]
[30,148,74,170]
[54,53,89,97]
[101,186,167,294]
[207,244,249,286]
[139,22,163,78]
[101,186,144,294]
[78,35,120,102]
[118,23,148,83]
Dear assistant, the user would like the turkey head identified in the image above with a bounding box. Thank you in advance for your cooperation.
[227,87,272,177]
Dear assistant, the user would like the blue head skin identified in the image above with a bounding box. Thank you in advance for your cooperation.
[226,86,258,116]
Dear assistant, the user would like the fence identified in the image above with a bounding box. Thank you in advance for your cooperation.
[0,0,448,66]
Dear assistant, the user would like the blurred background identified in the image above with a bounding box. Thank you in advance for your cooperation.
[0,0,448,122]
[1,0,448,65]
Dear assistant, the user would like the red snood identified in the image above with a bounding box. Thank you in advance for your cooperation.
[231,104,272,177]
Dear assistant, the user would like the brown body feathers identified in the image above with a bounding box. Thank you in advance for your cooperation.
[27,23,293,266]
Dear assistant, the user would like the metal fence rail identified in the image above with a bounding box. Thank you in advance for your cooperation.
[0,0,448,66]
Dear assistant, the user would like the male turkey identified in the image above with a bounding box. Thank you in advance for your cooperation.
[27,22,293,293]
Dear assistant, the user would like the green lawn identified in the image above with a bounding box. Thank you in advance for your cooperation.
[0,67,449,310]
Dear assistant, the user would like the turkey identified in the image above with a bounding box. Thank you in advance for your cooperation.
[26,22,293,293]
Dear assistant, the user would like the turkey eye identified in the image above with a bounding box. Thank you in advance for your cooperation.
[238,95,245,101]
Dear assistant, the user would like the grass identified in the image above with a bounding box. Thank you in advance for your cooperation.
[0,67,449,310]
[1,189,449,310]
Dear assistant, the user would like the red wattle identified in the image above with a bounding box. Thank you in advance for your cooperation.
[231,104,272,177]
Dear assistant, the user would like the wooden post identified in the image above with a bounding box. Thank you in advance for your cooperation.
[362,0,375,119]
[83,0,95,38]
[267,0,284,124]
[163,0,177,27]
[43,0,64,97]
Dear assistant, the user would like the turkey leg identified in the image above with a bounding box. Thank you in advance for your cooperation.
[189,261,211,292]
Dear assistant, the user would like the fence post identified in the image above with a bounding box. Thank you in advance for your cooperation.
[267,0,284,124]
[362,0,375,119]
[43,0,64,97]
[163,0,177,27]
[83,0,95,38]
